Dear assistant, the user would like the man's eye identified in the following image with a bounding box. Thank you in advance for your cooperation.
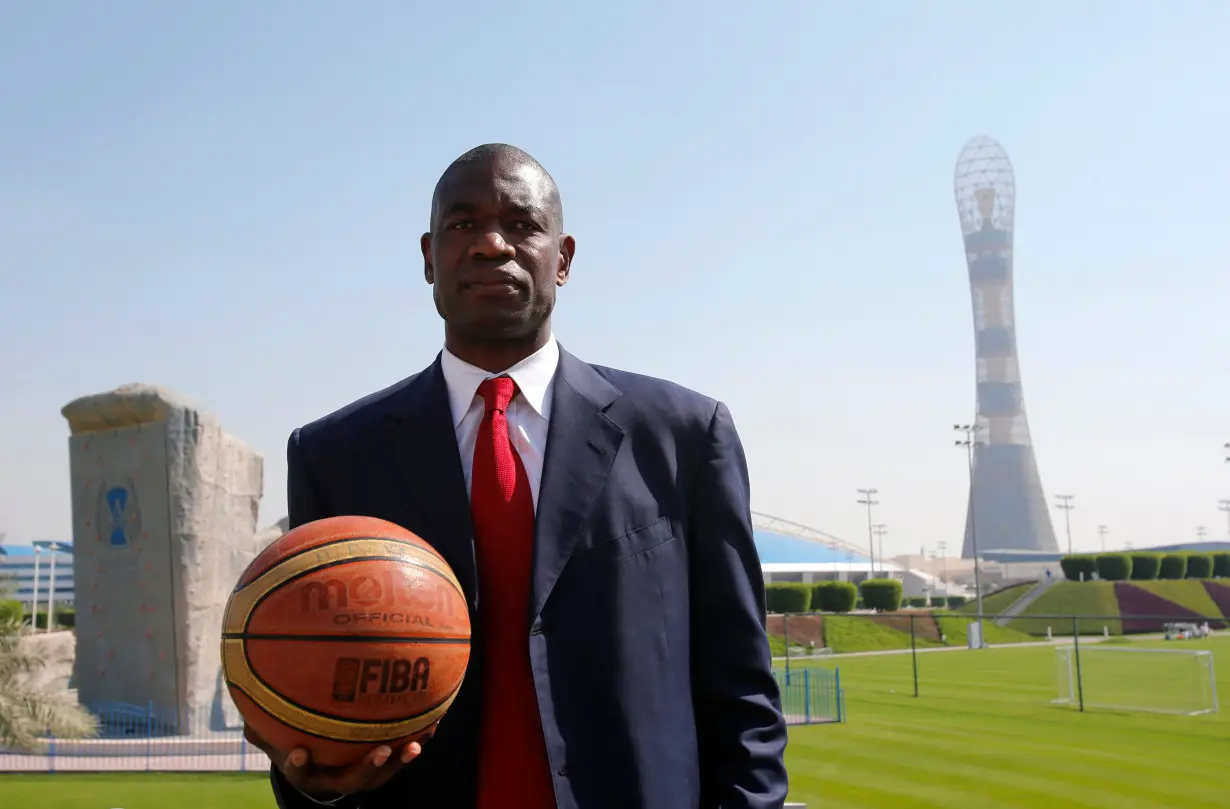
[514,221,538,231]
[448,220,475,230]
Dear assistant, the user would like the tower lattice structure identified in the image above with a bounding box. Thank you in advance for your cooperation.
[954,136,1059,558]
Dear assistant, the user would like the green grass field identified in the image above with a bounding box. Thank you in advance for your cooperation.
[3,636,1225,808]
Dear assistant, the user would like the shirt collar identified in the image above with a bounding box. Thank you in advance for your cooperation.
[440,333,560,427]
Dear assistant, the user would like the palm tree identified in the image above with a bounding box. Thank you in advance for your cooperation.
[0,615,98,751]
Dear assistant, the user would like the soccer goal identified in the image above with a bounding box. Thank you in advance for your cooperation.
[1054,644,1219,716]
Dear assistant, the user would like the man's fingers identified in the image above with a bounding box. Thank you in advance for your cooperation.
[399,741,423,764]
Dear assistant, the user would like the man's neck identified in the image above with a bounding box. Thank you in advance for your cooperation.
[445,324,552,374]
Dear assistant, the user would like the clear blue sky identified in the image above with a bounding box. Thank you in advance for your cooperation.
[3,1,1229,557]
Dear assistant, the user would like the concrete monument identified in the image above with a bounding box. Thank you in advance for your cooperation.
[62,384,266,732]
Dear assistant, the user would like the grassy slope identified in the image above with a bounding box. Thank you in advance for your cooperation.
[957,581,1035,617]
[784,636,1230,808]
[934,613,1035,646]
[1132,580,1224,618]
[1009,581,1122,636]
[1006,579,1230,636]
[821,616,940,653]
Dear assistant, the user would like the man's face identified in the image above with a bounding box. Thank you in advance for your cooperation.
[422,156,573,344]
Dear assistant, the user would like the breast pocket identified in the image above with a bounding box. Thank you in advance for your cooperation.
[585,516,678,563]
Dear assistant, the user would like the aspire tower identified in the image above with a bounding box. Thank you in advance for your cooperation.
[953,136,1059,557]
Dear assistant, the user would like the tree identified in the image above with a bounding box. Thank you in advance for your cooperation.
[0,616,98,751]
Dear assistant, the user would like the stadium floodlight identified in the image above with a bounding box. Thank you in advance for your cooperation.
[1054,645,1219,716]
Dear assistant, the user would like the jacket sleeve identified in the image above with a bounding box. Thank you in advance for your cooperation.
[269,428,364,809]
[688,402,790,809]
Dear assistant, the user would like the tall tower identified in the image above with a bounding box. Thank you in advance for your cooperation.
[953,136,1058,558]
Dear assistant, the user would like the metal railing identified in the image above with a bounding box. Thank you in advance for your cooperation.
[1,670,845,773]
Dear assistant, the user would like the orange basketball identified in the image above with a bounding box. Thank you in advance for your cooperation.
[221,515,471,767]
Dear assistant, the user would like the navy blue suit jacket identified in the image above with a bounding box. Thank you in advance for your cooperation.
[270,347,789,809]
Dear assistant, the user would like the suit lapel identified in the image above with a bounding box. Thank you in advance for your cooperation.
[530,348,624,621]
[383,357,479,608]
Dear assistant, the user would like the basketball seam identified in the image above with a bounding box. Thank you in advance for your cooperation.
[237,533,448,592]
[241,554,469,636]
[222,638,466,741]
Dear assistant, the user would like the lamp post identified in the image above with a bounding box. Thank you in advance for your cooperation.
[1097,525,1108,553]
[1218,500,1230,540]
[873,524,888,575]
[1054,494,1075,555]
[856,488,879,576]
[954,424,986,648]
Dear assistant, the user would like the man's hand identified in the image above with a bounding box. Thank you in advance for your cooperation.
[245,724,428,803]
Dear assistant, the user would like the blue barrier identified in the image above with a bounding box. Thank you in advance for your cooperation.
[774,667,845,725]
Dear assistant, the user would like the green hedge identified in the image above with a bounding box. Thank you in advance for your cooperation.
[56,608,76,628]
[1159,554,1187,580]
[1060,555,1098,581]
[1060,551,1228,581]
[906,596,927,608]
[946,596,967,608]
[765,583,811,613]
[0,599,22,624]
[1185,554,1214,579]
[859,578,903,612]
[812,581,857,613]
[1129,552,1161,580]
[1095,554,1132,581]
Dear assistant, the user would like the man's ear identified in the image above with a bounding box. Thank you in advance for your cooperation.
[556,234,576,287]
[421,232,434,284]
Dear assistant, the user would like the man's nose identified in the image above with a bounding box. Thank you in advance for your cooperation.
[468,228,516,259]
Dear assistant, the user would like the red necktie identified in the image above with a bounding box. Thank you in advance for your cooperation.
[471,376,556,809]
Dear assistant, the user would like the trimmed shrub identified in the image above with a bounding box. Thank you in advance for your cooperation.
[1185,554,1214,580]
[906,596,926,608]
[946,596,967,609]
[1095,553,1132,581]
[1060,555,1098,582]
[1213,552,1230,579]
[1158,554,1187,580]
[56,608,76,628]
[0,599,22,624]
[859,579,904,612]
[765,583,811,614]
[812,581,857,613]
[1129,553,1162,580]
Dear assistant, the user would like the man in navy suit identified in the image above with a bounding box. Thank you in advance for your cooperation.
[249,143,789,809]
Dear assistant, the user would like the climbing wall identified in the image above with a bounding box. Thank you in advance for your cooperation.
[69,421,180,710]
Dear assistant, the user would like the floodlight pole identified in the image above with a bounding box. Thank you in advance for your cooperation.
[954,424,985,648]
[1219,500,1230,540]
[1097,525,1108,553]
[873,524,888,577]
[856,488,879,576]
[1054,494,1075,555]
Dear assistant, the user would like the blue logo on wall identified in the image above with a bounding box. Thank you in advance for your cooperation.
[95,480,141,547]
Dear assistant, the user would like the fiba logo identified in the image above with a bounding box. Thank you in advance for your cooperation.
[94,480,141,547]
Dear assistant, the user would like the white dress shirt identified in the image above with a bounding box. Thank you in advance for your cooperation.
[439,334,559,513]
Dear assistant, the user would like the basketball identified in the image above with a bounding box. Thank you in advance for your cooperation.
[221,515,471,767]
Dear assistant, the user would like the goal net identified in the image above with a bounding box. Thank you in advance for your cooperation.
[1054,645,1219,716]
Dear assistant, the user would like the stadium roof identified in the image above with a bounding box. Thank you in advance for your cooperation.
[0,541,73,556]
[750,512,871,565]
[754,530,871,565]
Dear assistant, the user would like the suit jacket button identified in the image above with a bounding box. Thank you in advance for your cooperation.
[557,765,567,776]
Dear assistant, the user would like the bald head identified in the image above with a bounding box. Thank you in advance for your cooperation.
[430,143,563,231]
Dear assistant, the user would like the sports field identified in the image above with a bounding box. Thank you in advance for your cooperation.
[2,636,1225,808]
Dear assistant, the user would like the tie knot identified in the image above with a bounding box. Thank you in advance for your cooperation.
[477,375,517,414]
